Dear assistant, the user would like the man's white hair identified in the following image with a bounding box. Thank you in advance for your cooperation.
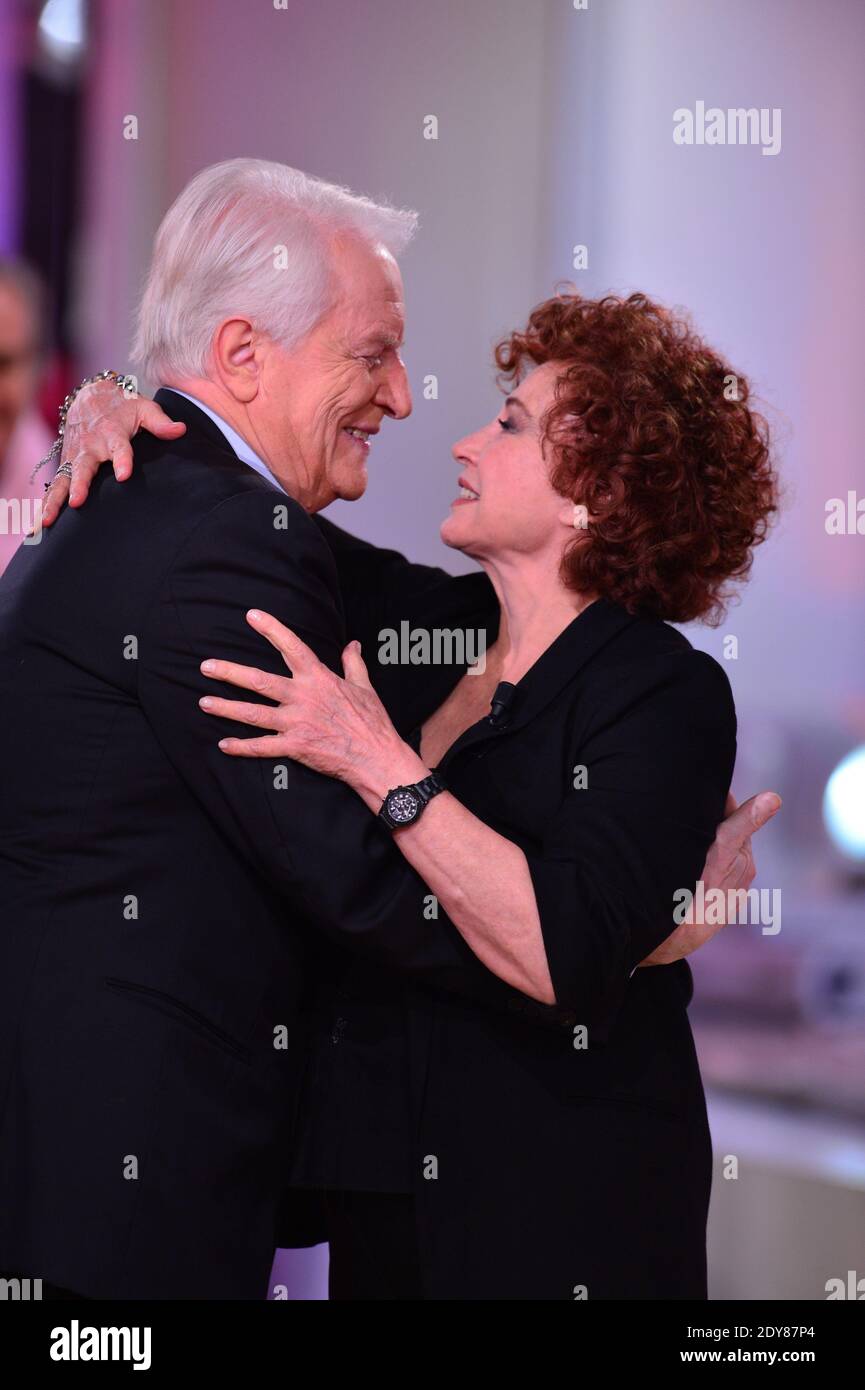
[131,158,417,381]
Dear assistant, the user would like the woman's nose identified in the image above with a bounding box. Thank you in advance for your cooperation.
[452,430,480,464]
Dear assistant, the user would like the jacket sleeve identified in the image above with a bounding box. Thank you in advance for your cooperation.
[135,489,513,1003]
[312,514,497,724]
[522,648,737,1039]
[312,514,462,636]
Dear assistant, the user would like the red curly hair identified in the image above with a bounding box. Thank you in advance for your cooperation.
[494,291,778,625]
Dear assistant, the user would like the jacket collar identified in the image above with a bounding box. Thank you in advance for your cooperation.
[154,387,245,461]
[432,596,639,772]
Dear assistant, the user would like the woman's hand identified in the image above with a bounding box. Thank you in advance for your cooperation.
[199,609,781,995]
[199,609,427,804]
[41,378,186,527]
[201,609,554,1002]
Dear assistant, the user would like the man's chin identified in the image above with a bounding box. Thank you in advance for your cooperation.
[330,463,368,503]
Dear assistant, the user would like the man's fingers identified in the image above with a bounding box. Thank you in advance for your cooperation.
[715,789,781,852]
[245,609,315,672]
[750,790,782,826]
[724,791,738,817]
[741,849,757,890]
[139,399,186,440]
[726,790,781,838]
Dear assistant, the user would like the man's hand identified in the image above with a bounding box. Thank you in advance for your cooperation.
[41,377,184,527]
[638,790,782,967]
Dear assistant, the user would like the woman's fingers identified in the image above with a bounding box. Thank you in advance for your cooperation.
[138,398,187,441]
[40,473,71,528]
[110,440,135,482]
[342,639,373,689]
[198,695,281,728]
[216,734,292,758]
[245,610,317,673]
[68,453,105,508]
[39,443,104,527]
[199,657,291,700]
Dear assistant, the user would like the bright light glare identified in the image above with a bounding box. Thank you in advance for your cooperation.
[823,745,865,862]
[37,0,87,64]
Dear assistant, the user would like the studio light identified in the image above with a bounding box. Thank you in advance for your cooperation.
[823,744,865,863]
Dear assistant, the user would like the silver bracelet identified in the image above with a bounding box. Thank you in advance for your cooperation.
[31,369,139,486]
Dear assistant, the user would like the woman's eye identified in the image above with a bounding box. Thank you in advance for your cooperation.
[497,416,516,432]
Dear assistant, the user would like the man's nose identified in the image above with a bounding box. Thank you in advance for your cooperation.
[377,359,412,420]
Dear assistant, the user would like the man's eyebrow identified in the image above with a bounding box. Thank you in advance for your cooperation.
[359,330,403,350]
[504,394,531,416]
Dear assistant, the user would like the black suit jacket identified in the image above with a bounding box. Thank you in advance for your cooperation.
[0,391,516,1299]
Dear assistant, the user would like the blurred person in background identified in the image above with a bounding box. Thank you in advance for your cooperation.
[0,259,52,574]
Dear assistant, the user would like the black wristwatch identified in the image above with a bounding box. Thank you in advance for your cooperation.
[378,771,447,829]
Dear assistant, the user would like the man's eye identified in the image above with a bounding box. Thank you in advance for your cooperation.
[497,416,516,432]
[362,354,383,369]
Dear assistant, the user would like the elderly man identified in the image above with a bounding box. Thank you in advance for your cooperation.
[0,159,777,1301]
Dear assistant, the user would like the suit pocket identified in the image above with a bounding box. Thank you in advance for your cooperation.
[104,977,252,1066]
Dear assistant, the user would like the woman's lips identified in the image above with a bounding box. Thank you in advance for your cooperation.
[452,483,479,505]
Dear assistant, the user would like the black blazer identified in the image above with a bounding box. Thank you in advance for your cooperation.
[290,524,738,1298]
[0,392,518,1299]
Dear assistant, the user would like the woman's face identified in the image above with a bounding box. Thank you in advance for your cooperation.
[441,360,576,569]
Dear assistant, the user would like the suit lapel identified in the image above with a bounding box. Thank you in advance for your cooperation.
[435,598,639,773]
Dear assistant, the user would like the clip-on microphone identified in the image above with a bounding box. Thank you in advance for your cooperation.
[488,681,517,728]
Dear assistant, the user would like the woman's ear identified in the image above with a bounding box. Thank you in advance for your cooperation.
[557,498,591,533]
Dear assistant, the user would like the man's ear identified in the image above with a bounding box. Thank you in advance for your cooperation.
[211,317,260,403]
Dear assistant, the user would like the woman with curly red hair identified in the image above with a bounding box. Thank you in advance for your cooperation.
[495,292,775,625]
[40,290,778,1300]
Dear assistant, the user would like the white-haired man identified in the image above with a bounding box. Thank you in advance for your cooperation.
[0,159,477,1301]
[0,159,777,1301]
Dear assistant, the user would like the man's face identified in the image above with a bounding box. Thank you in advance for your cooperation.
[257,236,411,509]
[0,283,40,461]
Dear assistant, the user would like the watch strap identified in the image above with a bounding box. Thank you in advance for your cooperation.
[413,770,447,806]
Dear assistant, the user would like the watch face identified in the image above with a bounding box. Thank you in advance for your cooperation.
[387,789,420,824]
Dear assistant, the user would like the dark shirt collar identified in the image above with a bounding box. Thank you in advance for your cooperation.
[427,597,639,770]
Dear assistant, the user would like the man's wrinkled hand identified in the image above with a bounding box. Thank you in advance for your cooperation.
[638,790,782,967]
